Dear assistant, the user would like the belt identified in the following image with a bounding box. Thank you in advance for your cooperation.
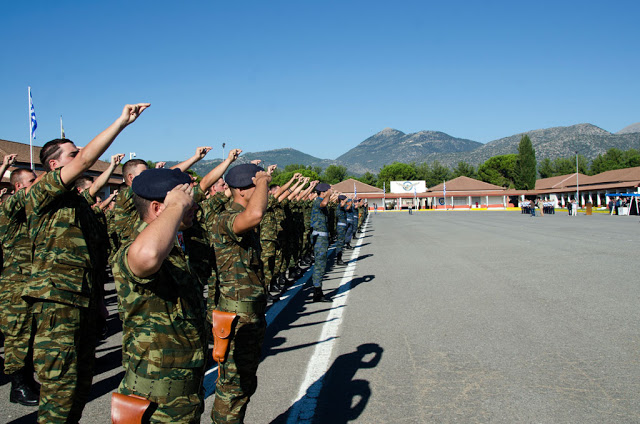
[217,297,266,314]
[312,231,328,237]
[123,370,201,398]
[337,223,347,226]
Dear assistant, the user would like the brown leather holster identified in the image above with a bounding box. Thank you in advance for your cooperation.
[212,310,237,363]
[111,393,151,424]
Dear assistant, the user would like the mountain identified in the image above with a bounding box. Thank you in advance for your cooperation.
[335,128,482,175]
[165,148,334,177]
[617,123,640,134]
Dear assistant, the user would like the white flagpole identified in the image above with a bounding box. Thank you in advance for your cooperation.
[28,87,33,170]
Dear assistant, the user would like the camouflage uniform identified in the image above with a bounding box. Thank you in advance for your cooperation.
[345,204,355,245]
[112,221,208,423]
[108,186,139,263]
[301,199,313,259]
[25,169,103,424]
[335,203,347,255]
[260,196,279,289]
[0,189,35,375]
[274,199,287,278]
[311,197,329,289]
[211,201,266,424]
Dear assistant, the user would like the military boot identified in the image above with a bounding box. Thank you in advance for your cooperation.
[336,252,345,266]
[312,287,330,303]
[9,369,39,406]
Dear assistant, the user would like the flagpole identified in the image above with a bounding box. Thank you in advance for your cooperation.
[28,87,33,170]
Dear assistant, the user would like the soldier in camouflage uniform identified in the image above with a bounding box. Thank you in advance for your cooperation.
[24,103,149,423]
[112,168,207,423]
[211,163,271,423]
[310,183,334,302]
[334,194,348,266]
[0,166,39,406]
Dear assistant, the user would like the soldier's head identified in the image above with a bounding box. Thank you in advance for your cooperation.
[225,164,264,204]
[209,178,227,196]
[40,139,79,172]
[122,159,149,187]
[10,168,37,191]
[132,168,195,228]
[268,183,280,195]
[314,183,332,198]
[74,176,93,194]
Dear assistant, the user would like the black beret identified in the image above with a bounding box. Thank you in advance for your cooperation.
[132,168,192,201]
[338,194,347,200]
[315,183,331,193]
[225,164,264,188]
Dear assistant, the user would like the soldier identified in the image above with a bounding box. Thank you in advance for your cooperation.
[25,103,149,423]
[211,163,271,423]
[310,183,334,302]
[0,166,39,406]
[335,194,348,266]
[112,168,207,422]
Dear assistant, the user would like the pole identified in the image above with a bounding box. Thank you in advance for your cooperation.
[28,87,34,170]
[575,151,579,210]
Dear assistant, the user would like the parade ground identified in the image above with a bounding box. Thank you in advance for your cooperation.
[2,211,640,423]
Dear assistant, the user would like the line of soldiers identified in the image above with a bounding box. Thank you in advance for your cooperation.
[0,103,369,423]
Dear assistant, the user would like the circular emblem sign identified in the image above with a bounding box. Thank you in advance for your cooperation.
[438,198,445,205]
[402,181,414,191]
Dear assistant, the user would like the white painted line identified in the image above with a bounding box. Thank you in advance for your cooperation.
[286,216,369,424]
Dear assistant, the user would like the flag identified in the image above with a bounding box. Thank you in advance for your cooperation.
[354,182,357,199]
[60,115,66,139]
[443,180,447,203]
[383,182,386,194]
[29,87,37,140]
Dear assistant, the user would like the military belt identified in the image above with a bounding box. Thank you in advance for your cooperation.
[312,231,328,237]
[123,370,201,398]
[337,223,347,226]
[217,297,266,315]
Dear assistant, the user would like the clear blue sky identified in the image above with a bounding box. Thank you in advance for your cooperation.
[1,1,638,163]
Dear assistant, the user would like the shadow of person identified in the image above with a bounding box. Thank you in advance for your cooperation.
[270,343,383,424]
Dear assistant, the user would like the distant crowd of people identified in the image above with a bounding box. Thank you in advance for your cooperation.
[0,103,369,423]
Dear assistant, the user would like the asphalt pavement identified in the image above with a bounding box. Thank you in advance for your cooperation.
[2,210,640,423]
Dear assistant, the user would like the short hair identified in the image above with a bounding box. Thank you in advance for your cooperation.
[74,176,94,191]
[40,139,73,172]
[9,168,35,190]
[123,159,148,179]
[132,193,153,220]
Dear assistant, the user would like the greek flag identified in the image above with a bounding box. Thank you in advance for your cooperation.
[383,182,386,194]
[354,182,357,199]
[29,87,37,140]
[443,180,446,198]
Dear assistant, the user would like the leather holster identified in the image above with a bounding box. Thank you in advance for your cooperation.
[212,310,237,364]
[111,392,151,424]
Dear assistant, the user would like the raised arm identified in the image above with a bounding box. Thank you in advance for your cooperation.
[288,177,308,200]
[0,154,17,180]
[60,103,149,185]
[89,153,124,197]
[97,189,119,210]
[232,171,271,234]
[274,173,300,201]
[127,184,194,277]
[172,146,212,172]
[199,148,241,192]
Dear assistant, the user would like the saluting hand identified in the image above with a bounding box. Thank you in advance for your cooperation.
[195,146,212,159]
[253,171,272,186]
[267,164,277,175]
[250,159,262,165]
[119,103,150,127]
[3,154,17,167]
[111,153,125,167]
[164,183,195,213]
[155,161,167,169]
[228,149,242,162]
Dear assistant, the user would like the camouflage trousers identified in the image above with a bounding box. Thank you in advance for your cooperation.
[212,313,266,424]
[260,239,277,288]
[312,235,329,288]
[335,224,347,255]
[0,279,35,375]
[32,300,97,424]
[345,221,355,244]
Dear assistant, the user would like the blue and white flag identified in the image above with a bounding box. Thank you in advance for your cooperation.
[383,181,386,194]
[29,87,37,140]
[443,180,447,198]
[354,182,357,199]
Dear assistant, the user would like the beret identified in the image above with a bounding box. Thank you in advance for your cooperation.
[132,168,192,201]
[338,194,347,200]
[225,164,264,188]
[315,183,331,193]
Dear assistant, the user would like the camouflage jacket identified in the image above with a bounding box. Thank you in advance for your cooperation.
[109,186,138,258]
[260,195,278,242]
[112,221,207,379]
[212,201,265,303]
[0,189,31,282]
[25,169,105,307]
[310,197,328,232]
[336,203,347,224]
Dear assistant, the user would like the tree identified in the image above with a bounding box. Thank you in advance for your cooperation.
[322,165,348,184]
[271,168,320,186]
[451,161,477,179]
[356,172,377,187]
[590,148,639,175]
[377,162,417,190]
[538,158,554,179]
[426,160,451,187]
[514,135,536,190]
[477,154,518,187]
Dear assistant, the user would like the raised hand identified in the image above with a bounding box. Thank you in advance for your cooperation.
[119,103,150,127]
[250,159,262,166]
[228,149,242,162]
[3,154,17,167]
[267,164,277,175]
[155,161,166,169]
[195,147,212,159]
[111,153,125,167]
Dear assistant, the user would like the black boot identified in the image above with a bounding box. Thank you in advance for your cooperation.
[270,275,282,292]
[267,292,280,302]
[312,287,330,303]
[336,252,345,266]
[9,369,39,406]
[345,242,352,250]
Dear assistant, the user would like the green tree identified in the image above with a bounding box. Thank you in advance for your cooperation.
[538,158,554,179]
[590,148,639,175]
[322,165,348,184]
[451,161,477,179]
[356,172,377,186]
[514,135,536,190]
[426,160,452,187]
[477,154,518,187]
[377,162,417,190]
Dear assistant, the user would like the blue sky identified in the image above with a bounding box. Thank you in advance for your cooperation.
[1,1,638,163]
